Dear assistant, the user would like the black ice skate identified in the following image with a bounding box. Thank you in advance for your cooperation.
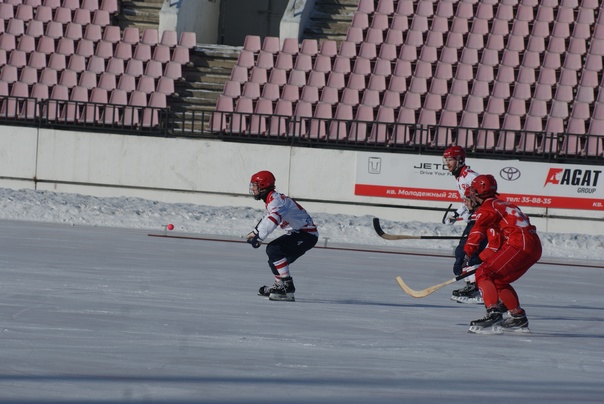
[500,310,530,333]
[468,308,504,335]
[451,282,483,304]
[268,276,295,302]
[258,279,282,297]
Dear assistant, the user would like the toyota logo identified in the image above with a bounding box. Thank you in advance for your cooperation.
[500,167,521,181]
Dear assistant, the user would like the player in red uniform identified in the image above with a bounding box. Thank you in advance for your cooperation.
[463,174,542,334]
[247,170,318,301]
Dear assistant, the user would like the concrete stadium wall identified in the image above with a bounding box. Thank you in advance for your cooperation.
[0,126,602,236]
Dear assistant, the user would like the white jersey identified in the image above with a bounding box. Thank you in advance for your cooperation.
[256,190,319,241]
[455,165,479,222]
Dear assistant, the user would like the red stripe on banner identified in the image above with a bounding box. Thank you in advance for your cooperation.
[354,184,604,210]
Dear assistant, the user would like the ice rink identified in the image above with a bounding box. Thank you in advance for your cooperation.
[1,220,603,403]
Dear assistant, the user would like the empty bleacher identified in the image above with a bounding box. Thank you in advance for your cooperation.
[213,0,604,160]
[0,0,195,131]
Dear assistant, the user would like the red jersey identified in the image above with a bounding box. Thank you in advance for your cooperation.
[465,197,540,257]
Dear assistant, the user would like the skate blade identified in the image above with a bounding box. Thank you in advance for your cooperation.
[268,293,295,302]
[468,325,504,335]
[502,326,531,334]
[453,296,484,305]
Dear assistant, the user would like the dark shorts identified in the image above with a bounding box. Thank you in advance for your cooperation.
[266,231,318,275]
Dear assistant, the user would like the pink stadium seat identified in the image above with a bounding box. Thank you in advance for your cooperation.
[19,65,38,86]
[262,36,280,54]
[21,82,47,119]
[114,42,132,60]
[392,108,416,145]
[307,70,326,88]
[9,49,28,69]
[268,99,292,137]
[73,8,91,25]
[92,40,112,59]
[54,7,72,24]
[100,0,118,14]
[7,19,25,37]
[288,69,306,87]
[124,59,145,78]
[519,115,544,153]
[348,104,373,142]
[255,50,273,70]
[402,91,421,111]
[0,64,18,84]
[281,38,299,55]
[98,72,117,91]
[133,43,152,63]
[103,88,128,125]
[319,86,339,106]
[319,39,337,58]
[498,115,521,151]
[550,99,569,119]
[66,54,86,74]
[140,28,158,47]
[338,41,356,59]
[171,46,190,65]
[143,60,164,80]
[230,96,253,133]
[152,44,170,64]
[27,50,46,70]
[357,0,374,13]
[351,12,368,29]
[475,112,499,151]
[82,23,102,43]
[100,57,122,76]
[141,92,166,128]
[61,85,89,123]
[222,80,240,98]
[435,110,458,146]
[242,81,261,100]
[313,54,332,73]
[361,88,380,109]
[308,101,332,139]
[122,27,140,45]
[77,70,97,91]
[39,66,58,86]
[332,87,355,107]
[268,68,287,87]
[327,103,351,140]
[117,73,136,93]
[248,98,273,135]
[367,74,386,92]
[58,69,78,89]
[352,57,371,76]
[179,32,196,49]
[82,0,100,11]
[464,95,483,114]
[210,95,233,132]
[300,39,318,57]
[369,106,394,144]
[0,3,14,20]
[160,30,178,48]
[261,82,280,103]
[346,72,366,91]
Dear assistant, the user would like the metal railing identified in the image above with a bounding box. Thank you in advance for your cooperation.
[1,95,602,165]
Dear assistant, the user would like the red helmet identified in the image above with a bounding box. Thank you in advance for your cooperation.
[470,174,498,199]
[250,170,276,200]
[443,146,466,162]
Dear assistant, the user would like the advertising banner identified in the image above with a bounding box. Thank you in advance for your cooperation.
[355,152,603,211]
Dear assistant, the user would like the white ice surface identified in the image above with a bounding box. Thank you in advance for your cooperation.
[0,188,603,403]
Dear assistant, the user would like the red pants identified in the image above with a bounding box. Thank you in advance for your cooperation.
[476,242,542,311]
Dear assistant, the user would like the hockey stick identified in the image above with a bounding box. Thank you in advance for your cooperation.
[372,218,463,240]
[441,203,453,224]
[395,267,478,298]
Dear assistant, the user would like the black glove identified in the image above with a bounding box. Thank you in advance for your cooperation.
[246,231,262,248]
[461,255,470,269]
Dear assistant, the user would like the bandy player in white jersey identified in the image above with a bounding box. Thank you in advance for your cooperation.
[246,170,318,302]
[442,146,486,304]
